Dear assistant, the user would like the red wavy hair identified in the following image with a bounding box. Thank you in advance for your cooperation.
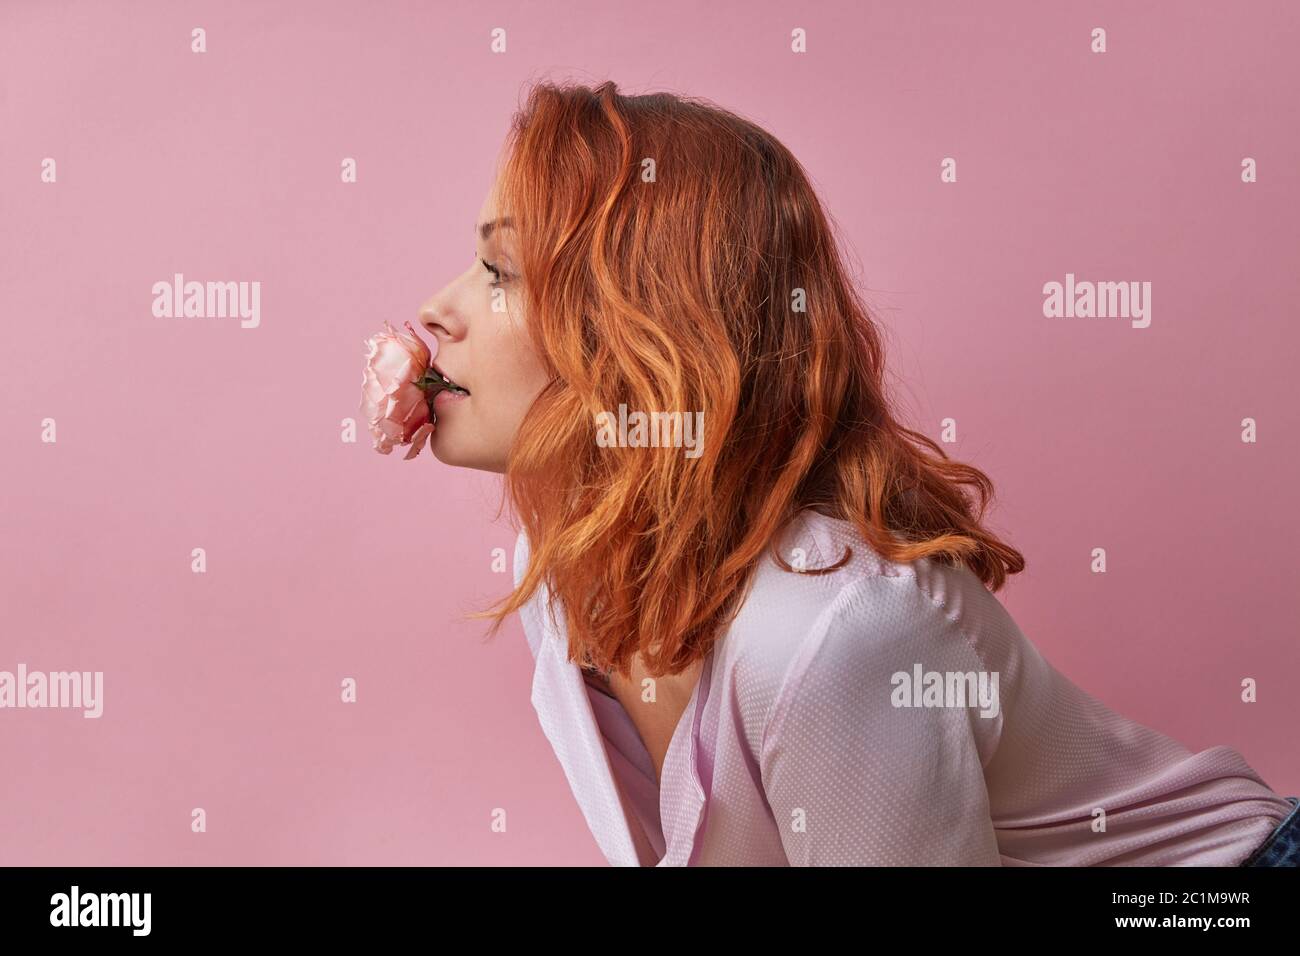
[472,80,1025,677]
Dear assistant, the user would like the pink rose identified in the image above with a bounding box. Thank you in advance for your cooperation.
[360,320,438,459]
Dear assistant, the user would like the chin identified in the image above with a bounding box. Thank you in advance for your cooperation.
[430,436,463,467]
[431,435,506,474]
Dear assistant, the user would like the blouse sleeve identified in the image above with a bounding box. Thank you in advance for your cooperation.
[759,573,1003,866]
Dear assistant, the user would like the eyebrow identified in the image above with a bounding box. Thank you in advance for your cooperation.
[477,217,514,240]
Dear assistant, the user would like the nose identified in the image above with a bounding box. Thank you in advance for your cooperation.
[419,259,479,341]
[419,290,450,336]
[418,282,464,345]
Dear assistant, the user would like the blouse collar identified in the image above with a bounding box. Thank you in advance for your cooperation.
[526,595,713,866]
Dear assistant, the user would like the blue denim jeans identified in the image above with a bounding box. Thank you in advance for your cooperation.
[1240,796,1300,866]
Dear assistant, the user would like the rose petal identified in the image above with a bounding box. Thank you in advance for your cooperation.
[371,342,414,385]
[402,319,436,366]
[403,422,434,459]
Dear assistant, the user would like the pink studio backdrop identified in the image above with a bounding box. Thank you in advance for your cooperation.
[2,0,1297,866]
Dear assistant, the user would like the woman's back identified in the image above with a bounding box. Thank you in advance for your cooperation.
[723,509,1293,865]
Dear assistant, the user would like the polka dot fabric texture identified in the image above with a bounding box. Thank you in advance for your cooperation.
[514,510,1293,866]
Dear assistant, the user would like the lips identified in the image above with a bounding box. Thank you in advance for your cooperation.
[429,361,470,396]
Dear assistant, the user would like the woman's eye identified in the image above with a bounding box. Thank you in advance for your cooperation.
[480,257,504,285]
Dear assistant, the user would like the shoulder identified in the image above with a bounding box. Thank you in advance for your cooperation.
[716,510,1005,763]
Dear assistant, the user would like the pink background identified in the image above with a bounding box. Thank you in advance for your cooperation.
[2,0,1297,865]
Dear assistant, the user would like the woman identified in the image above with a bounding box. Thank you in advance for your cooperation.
[414,80,1298,866]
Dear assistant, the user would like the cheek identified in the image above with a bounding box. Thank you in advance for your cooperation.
[492,313,545,385]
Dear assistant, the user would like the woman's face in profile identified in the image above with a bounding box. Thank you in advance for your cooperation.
[419,177,551,473]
